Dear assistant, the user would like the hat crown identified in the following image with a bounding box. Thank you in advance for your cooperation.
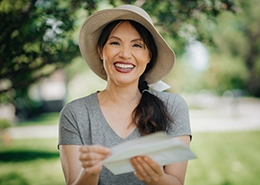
[116,5,153,24]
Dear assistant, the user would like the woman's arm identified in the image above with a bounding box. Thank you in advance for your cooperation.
[59,145,110,185]
[130,135,190,185]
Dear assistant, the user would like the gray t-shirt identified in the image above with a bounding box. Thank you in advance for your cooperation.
[58,91,191,185]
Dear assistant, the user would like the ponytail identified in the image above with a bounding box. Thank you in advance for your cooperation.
[133,75,173,135]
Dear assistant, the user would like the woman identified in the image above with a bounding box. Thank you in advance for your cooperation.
[58,4,192,185]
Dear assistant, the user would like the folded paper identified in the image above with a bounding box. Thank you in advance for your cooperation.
[103,132,196,175]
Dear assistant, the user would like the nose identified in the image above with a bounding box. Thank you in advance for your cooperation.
[119,45,131,59]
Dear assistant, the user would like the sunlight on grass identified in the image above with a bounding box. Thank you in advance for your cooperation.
[186,131,260,185]
[0,138,64,185]
[0,159,64,185]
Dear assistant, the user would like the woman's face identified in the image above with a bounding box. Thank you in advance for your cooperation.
[100,21,151,87]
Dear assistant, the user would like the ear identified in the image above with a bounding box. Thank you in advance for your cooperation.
[97,47,103,60]
[147,53,152,63]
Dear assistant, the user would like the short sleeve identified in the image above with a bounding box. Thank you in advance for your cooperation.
[58,102,84,149]
[167,94,191,139]
[153,91,192,140]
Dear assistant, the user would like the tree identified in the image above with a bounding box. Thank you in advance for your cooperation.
[203,0,260,97]
[0,0,238,119]
[0,0,99,103]
[141,0,238,54]
[231,0,260,97]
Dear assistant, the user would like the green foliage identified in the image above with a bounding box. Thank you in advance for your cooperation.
[209,0,260,96]
[1,0,249,120]
[0,0,99,104]
[18,112,59,126]
[0,0,238,102]
[0,0,105,121]
[142,0,238,54]
[202,51,249,94]
[165,0,260,97]
[0,119,11,130]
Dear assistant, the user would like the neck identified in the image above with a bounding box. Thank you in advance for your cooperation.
[98,83,141,107]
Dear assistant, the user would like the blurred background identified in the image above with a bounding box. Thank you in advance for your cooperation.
[0,0,260,184]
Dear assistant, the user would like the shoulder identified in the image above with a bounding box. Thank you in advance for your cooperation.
[61,93,97,114]
[151,91,191,138]
[151,90,188,107]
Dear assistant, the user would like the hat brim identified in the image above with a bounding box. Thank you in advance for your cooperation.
[79,5,175,84]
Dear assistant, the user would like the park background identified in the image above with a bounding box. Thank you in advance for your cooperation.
[0,0,260,184]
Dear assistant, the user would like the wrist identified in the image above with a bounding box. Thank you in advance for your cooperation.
[83,168,100,177]
[144,172,182,185]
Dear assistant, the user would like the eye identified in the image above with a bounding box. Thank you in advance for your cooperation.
[133,43,142,48]
[110,41,120,45]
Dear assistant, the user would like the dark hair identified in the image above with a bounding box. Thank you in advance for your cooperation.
[97,20,173,135]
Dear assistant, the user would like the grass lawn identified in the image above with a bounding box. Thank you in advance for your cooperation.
[17,113,60,126]
[0,138,65,185]
[0,131,260,185]
[186,131,260,185]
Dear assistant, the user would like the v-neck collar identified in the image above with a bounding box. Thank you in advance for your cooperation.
[93,92,140,141]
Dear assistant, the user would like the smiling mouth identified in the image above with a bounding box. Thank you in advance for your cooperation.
[114,63,135,69]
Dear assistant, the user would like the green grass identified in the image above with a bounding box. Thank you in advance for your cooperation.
[186,131,260,185]
[0,131,260,185]
[17,113,60,126]
[0,138,65,185]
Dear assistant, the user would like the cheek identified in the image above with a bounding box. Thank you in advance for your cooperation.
[101,51,109,62]
[102,46,117,61]
[138,54,150,73]
[139,51,151,65]
[101,48,115,72]
[141,49,151,62]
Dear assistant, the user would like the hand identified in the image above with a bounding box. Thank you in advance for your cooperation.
[130,156,164,182]
[79,145,110,175]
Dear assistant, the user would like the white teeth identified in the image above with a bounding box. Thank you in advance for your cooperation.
[115,63,134,69]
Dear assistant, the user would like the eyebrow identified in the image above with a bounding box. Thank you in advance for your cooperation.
[108,36,143,43]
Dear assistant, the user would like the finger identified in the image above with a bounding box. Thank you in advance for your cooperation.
[79,145,110,169]
[131,157,151,182]
[79,149,108,164]
[143,156,164,175]
[142,157,163,181]
[80,145,110,155]
[81,157,103,169]
[79,145,110,160]
[83,161,103,175]
[131,156,164,182]
[136,157,161,181]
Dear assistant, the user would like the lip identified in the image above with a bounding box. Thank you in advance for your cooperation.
[114,61,135,73]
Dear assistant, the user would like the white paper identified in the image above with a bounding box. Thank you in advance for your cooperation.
[103,132,196,175]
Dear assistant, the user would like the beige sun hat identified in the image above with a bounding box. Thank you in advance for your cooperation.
[79,4,175,84]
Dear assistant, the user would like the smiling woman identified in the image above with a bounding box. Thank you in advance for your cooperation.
[99,21,151,86]
[58,4,192,185]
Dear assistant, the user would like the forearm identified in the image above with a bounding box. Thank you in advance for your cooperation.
[144,172,183,185]
[70,168,99,185]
